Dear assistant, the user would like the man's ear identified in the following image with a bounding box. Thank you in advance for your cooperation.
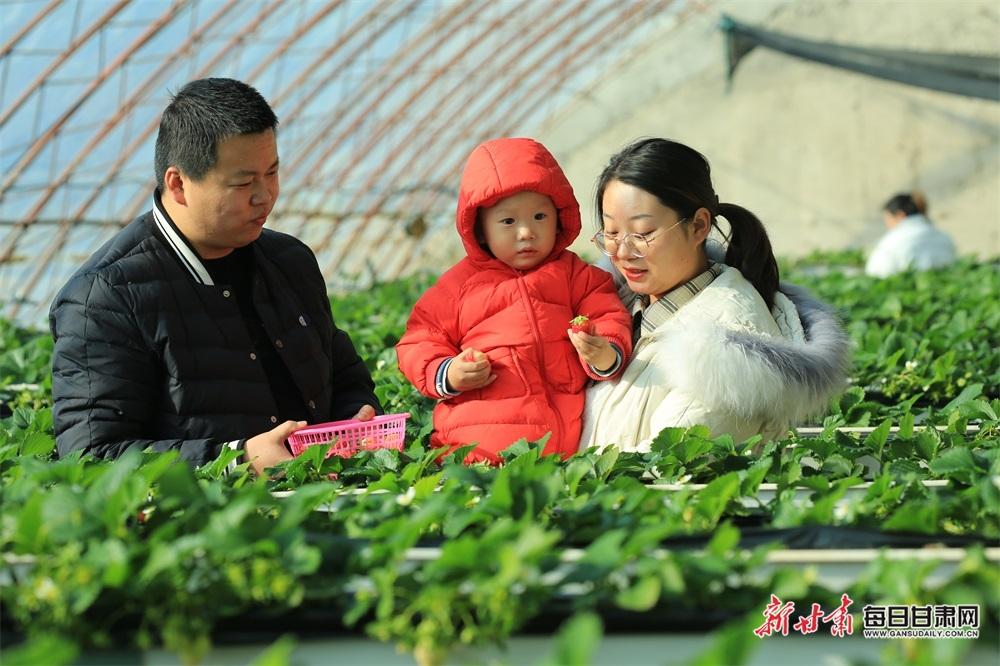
[690,207,712,244]
[162,167,188,206]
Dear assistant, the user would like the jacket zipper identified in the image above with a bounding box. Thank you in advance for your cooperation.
[514,275,560,449]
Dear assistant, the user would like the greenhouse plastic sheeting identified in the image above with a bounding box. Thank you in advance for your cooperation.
[720,14,1000,101]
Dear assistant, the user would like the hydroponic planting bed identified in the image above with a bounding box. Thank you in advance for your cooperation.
[1,256,997,665]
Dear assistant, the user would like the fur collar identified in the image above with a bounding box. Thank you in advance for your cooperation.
[595,251,851,424]
[655,277,851,424]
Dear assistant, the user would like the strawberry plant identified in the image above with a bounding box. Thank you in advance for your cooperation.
[1,257,998,665]
[784,257,1000,411]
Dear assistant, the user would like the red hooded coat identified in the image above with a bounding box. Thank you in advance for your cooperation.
[396,138,632,463]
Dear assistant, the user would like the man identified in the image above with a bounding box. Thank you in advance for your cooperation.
[49,78,380,475]
[865,192,957,278]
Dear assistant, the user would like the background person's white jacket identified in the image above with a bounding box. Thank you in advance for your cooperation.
[581,265,849,452]
[865,214,957,278]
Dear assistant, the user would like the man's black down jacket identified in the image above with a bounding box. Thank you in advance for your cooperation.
[49,208,380,466]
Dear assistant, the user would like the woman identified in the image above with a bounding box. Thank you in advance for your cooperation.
[580,138,850,452]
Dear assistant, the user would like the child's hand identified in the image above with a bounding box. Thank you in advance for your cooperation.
[446,349,497,392]
[568,330,617,372]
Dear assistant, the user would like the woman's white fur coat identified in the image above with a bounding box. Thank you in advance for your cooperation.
[581,264,850,452]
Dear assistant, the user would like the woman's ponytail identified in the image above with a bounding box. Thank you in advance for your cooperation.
[718,203,779,310]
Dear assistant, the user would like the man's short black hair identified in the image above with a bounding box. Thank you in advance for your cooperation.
[153,78,278,189]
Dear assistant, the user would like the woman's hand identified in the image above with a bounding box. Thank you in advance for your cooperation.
[568,330,617,372]
[446,349,497,392]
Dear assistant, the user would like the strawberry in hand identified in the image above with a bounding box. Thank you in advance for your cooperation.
[569,315,593,335]
[568,315,617,373]
[447,348,496,392]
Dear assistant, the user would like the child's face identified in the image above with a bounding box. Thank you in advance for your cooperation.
[479,191,558,270]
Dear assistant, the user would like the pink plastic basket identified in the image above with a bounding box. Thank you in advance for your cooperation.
[286,412,409,458]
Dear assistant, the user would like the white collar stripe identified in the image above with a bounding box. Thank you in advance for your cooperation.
[151,195,214,286]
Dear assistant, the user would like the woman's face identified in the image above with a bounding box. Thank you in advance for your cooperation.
[601,179,710,300]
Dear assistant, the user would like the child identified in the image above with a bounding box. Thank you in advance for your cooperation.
[396,137,632,464]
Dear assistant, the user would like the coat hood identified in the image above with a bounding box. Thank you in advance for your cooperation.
[456,137,581,264]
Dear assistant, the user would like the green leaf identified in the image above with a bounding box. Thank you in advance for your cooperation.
[367,447,398,472]
[366,471,400,493]
[487,466,513,512]
[798,476,829,492]
[862,419,891,456]
[301,440,331,468]
[442,443,477,465]
[706,522,740,557]
[594,446,620,481]
[412,471,442,499]
[563,457,592,495]
[694,472,740,526]
[545,612,603,666]
[928,447,977,483]
[821,454,854,478]
[441,506,488,538]
[275,484,335,531]
[883,499,938,534]
[887,458,922,480]
[15,493,44,551]
[685,425,713,440]
[862,473,891,501]
[781,459,802,485]
[690,613,761,666]
[138,450,183,484]
[658,556,686,595]
[156,459,203,506]
[1,633,79,666]
[803,436,836,459]
[19,431,54,457]
[838,387,865,413]
[251,635,297,666]
[649,427,686,453]
[942,383,984,412]
[740,457,771,495]
[89,448,143,499]
[615,575,661,611]
[498,437,532,460]
[957,398,998,422]
[580,531,627,570]
[138,542,180,583]
[898,411,915,439]
[977,476,1000,512]
[913,430,940,461]
[99,538,130,587]
[677,437,714,464]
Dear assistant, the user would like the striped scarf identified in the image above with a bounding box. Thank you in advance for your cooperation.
[625,263,723,340]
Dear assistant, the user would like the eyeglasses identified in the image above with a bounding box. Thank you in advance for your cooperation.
[591,218,688,258]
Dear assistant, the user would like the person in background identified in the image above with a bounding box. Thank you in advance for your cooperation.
[865,192,956,278]
[581,137,850,453]
[49,78,380,475]
[397,137,633,464]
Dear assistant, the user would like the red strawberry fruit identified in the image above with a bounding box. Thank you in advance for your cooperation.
[569,315,593,335]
